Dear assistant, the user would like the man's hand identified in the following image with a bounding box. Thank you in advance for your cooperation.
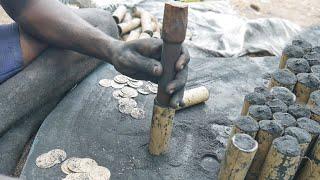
[111,38,190,108]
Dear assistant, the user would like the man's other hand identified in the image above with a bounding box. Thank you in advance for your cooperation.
[111,38,190,108]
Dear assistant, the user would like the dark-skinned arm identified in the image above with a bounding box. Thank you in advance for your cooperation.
[0,0,190,107]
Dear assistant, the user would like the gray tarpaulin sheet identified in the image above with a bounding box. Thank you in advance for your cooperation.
[91,0,301,57]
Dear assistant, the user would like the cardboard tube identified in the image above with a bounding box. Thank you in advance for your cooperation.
[269,69,297,91]
[149,102,175,155]
[246,120,284,180]
[294,73,320,104]
[307,90,320,109]
[139,32,151,39]
[279,45,304,69]
[117,18,141,35]
[248,105,273,121]
[273,112,296,128]
[122,12,132,23]
[112,5,127,24]
[132,7,153,36]
[259,135,300,180]
[218,133,258,180]
[286,58,311,74]
[176,86,209,110]
[126,28,141,42]
[240,92,267,116]
[230,116,259,138]
[285,127,312,156]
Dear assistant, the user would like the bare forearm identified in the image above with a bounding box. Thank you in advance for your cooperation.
[1,0,120,63]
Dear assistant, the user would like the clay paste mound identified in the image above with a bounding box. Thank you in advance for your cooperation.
[273,135,300,157]
[285,127,312,144]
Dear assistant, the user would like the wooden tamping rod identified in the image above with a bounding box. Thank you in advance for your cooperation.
[148,2,188,155]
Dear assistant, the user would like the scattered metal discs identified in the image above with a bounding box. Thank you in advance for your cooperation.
[118,98,137,107]
[137,85,150,95]
[121,87,138,98]
[98,79,112,88]
[35,149,67,169]
[127,80,143,88]
[130,108,145,119]
[113,90,124,99]
[118,104,134,114]
[114,75,129,84]
[111,81,125,89]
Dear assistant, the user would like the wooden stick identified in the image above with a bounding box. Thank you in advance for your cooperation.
[149,2,188,156]
[246,120,284,180]
[240,92,267,116]
[126,28,141,42]
[259,135,301,180]
[117,18,141,35]
[294,73,320,104]
[176,86,209,110]
[112,5,127,24]
[307,90,320,109]
[269,69,297,91]
[230,116,259,138]
[218,133,258,180]
[279,45,304,69]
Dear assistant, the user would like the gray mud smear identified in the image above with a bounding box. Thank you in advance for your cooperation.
[259,120,284,135]
[273,135,300,157]
[254,87,272,100]
[245,92,267,105]
[292,39,312,53]
[282,45,304,58]
[273,112,296,128]
[234,116,259,133]
[288,104,311,119]
[272,69,297,86]
[309,90,320,106]
[296,73,320,89]
[270,87,296,105]
[303,51,320,66]
[285,127,312,144]
[311,65,320,73]
[286,58,311,74]
[233,134,257,152]
[297,117,320,135]
[266,99,288,113]
[248,105,273,120]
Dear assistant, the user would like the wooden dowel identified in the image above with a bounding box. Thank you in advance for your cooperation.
[246,120,284,180]
[294,73,320,104]
[122,12,132,23]
[259,135,301,180]
[112,5,127,24]
[117,18,141,35]
[279,45,304,69]
[149,2,188,156]
[176,86,209,110]
[126,28,141,42]
[240,92,267,116]
[218,133,258,180]
[230,116,259,138]
[269,69,297,91]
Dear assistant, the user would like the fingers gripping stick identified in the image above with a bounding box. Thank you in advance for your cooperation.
[149,2,188,155]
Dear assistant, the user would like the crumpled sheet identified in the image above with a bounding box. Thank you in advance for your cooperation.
[89,0,301,57]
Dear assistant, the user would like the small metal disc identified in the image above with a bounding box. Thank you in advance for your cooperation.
[121,87,138,98]
[127,80,143,88]
[118,98,137,107]
[130,108,145,119]
[114,75,129,84]
[118,104,134,114]
[111,81,126,89]
[98,79,112,88]
[113,90,124,99]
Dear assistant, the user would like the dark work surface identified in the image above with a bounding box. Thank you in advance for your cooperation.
[20,56,278,180]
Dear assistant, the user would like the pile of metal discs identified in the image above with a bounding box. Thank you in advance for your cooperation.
[99,74,158,119]
[35,149,111,180]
